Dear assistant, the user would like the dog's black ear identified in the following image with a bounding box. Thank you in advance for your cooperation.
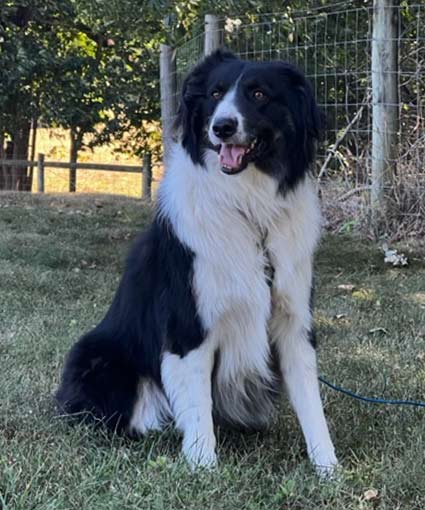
[277,63,323,180]
[297,81,323,142]
[294,80,323,168]
[176,50,238,165]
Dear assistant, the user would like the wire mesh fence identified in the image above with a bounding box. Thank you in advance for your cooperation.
[223,7,374,183]
[166,2,424,238]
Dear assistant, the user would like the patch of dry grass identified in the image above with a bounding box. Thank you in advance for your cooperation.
[31,128,163,197]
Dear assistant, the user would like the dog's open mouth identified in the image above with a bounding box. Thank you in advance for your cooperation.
[218,139,258,175]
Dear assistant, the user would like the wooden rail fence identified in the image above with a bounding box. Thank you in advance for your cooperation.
[0,152,153,200]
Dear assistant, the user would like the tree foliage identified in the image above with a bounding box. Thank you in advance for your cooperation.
[1,0,423,190]
[0,0,335,183]
[0,0,166,189]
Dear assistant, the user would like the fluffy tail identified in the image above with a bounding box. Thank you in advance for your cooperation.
[56,331,139,433]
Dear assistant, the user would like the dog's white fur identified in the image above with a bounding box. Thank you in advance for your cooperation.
[130,88,338,476]
[208,84,246,145]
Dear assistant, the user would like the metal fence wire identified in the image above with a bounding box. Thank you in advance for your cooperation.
[164,2,424,238]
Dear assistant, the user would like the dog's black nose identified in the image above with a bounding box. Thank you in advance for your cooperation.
[212,118,237,140]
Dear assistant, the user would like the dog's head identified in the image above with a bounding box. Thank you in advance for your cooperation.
[176,49,322,190]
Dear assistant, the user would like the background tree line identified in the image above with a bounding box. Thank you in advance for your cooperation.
[0,0,345,191]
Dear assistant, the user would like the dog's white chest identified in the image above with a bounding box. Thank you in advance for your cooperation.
[192,220,275,428]
[158,147,321,427]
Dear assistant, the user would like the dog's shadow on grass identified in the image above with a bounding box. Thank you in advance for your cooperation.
[50,398,307,471]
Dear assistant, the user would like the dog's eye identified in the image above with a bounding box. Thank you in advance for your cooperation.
[253,90,266,100]
[211,90,223,100]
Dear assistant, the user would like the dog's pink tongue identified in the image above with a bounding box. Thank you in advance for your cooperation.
[219,144,246,169]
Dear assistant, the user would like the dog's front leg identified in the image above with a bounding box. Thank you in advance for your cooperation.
[161,344,216,469]
[271,270,338,477]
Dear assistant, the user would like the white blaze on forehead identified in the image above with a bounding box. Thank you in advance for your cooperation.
[208,82,247,146]
[212,87,240,124]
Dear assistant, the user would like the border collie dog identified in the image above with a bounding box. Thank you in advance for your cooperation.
[57,50,338,476]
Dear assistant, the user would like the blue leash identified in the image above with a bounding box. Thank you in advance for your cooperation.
[319,376,425,408]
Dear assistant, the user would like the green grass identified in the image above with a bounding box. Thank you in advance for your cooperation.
[1,192,424,509]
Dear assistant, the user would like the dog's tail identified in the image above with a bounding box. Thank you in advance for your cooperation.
[55,330,139,433]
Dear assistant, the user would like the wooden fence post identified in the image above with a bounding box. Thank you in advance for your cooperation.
[371,0,398,231]
[160,44,177,165]
[37,153,45,192]
[142,152,152,201]
[204,14,221,55]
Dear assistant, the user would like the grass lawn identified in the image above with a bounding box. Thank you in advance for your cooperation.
[0,192,424,509]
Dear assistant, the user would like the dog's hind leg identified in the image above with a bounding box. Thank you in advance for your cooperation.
[161,343,217,469]
[55,332,140,433]
[128,379,172,435]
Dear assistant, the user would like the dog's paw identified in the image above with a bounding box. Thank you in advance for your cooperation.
[314,460,340,480]
[183,436,217,470]
[310,449,339,479]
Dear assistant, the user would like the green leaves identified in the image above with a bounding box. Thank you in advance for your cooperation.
[0,0,165,160]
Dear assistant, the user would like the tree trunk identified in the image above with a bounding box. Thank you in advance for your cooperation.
[11,117,31,191]
[3,141,14,190]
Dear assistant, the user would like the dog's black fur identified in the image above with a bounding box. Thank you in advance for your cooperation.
[56,217,205,431]
[56,49,323,436]
[178,50,321,191]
